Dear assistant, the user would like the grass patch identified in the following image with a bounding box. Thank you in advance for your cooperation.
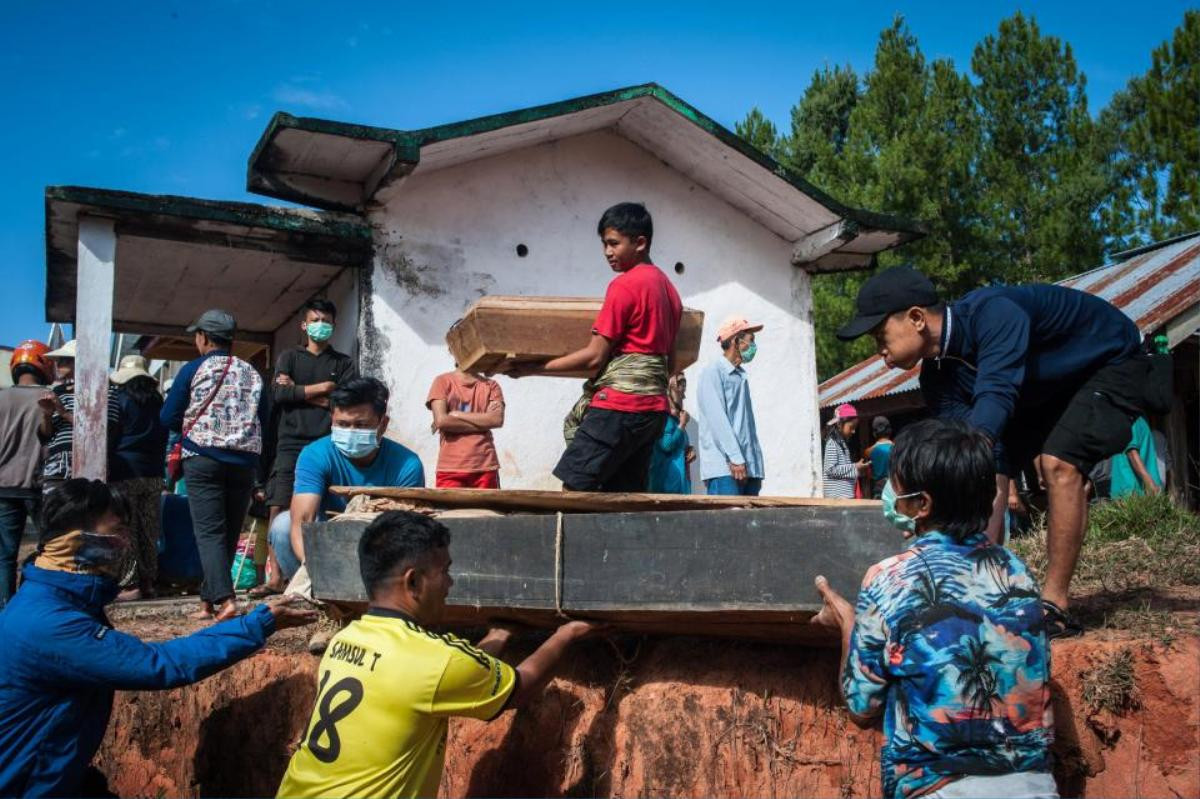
[1102,601,1191,647]
[1080,647,1140,715]
[1011,494,1200,593]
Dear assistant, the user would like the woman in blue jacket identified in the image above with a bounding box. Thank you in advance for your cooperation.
[0,479,315,798]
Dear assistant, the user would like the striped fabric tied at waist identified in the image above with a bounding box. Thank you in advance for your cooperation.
[562,353,669,443]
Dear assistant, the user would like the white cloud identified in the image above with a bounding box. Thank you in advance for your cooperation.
[272,83,348,111]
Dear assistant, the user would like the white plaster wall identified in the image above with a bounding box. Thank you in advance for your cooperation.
[270,267,360,365]
[363,130,822,495]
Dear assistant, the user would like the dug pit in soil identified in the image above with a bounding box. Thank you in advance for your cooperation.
[95,603,1198,798]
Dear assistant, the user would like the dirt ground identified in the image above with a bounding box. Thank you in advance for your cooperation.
[95,597,1199,798]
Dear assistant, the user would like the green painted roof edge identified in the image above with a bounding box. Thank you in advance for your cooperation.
[246,112,420,210]
[246,84,925,238]
[45,185,372,241]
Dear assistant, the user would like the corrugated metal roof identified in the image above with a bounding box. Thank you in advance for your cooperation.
[818,232,1200,408]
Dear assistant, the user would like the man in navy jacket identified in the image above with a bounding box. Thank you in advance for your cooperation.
[0,479,316,797]
[838,266,1167,638]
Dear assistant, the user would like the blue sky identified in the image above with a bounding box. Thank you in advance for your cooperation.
[0,1,1189,348]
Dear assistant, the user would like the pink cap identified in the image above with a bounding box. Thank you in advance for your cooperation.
[834,403,858,420]
[716,316,764,343]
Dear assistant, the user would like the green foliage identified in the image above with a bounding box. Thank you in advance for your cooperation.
[733,10,1198,381]
[1010,494,1200,593]
[734,107,782,159]
[1099,10,1200,245]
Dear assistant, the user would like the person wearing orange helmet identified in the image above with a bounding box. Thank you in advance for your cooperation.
[0,340,56,608]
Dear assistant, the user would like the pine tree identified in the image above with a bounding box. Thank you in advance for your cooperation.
[734,107,782,158]
[1099,10,1200,244]
[970,12,1108,283]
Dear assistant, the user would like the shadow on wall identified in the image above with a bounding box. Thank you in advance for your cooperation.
[193,672,315,798]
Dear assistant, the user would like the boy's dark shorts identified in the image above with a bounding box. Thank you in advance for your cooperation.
[1006,353,1162,477]
[553,408,667,492]
[265,448,302,508]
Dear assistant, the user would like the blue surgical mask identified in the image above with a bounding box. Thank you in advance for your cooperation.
[881,479,921,535]
[331,426,379,458]
[306,321,334,342]
[740,341,757,363]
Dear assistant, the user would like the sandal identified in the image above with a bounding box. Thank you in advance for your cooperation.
[1042,599,1084,640]
[247,583,283,599]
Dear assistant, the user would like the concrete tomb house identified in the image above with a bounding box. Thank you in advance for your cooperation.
[46,84,920,492]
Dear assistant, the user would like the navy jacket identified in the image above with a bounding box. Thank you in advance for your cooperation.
[920,284,1140,447]
[0,565,274,797]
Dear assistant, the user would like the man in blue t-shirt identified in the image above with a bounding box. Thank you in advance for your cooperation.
[269,377,424,582]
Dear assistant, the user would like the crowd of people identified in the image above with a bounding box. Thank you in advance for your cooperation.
[0,199,1175,799]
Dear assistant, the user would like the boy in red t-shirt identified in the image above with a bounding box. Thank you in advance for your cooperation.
[426,367,505,488]
[511,202,682,491]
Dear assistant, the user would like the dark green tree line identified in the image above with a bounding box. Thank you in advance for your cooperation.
[739,11,1199,380]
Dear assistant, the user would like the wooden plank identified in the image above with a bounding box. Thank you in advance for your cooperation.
[446,296,704,378]
[329,485,876,514]
[304,505,899,641]
[74,216,116,480]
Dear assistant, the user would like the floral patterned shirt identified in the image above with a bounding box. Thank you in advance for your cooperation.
[843,531,1053,798]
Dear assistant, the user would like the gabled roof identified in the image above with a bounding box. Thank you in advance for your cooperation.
[44,186,371,338]
[247,83,924,273]
[818,232,1200,409]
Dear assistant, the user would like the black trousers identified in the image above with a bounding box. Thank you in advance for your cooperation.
[182,455,254,604]
[553,409,666,492]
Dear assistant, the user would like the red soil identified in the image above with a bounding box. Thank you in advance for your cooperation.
[94,613,1198,799]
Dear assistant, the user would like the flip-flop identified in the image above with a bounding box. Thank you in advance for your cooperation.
[247,583,283,599]
[1041,599,1084,640]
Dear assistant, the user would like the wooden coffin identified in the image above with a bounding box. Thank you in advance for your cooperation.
[304,502,900,642]
[446,296,705,378]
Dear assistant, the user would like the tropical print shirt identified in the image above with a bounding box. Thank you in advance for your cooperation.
[843,531,1053,798]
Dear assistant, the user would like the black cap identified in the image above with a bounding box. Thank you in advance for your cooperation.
[836,266,938,341]
[187,309,237,339]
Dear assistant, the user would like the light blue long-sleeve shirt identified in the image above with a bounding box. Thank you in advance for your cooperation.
[697,358,764,481]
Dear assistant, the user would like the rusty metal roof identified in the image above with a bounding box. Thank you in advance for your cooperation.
[818,232,1200,408]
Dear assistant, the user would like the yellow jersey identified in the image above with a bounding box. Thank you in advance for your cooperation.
[277,609,516,798]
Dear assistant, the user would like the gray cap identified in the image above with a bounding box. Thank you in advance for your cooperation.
[187,309,236,338]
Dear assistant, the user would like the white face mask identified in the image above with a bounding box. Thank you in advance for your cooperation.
[331,426,379,458]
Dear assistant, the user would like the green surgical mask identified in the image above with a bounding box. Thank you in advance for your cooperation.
[740,341,757,363]
[881,479,921,535]
[306,321,334,342]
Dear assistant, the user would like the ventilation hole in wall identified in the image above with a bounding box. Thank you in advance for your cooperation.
[516,243,529,258]
[674,261,686,275]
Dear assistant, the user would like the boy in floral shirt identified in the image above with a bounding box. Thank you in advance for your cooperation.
[813,418,1055,799]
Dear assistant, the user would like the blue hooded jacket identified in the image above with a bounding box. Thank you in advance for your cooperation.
[0,564,275,797]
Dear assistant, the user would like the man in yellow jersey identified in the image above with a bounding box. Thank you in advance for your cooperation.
[277,510,602,798]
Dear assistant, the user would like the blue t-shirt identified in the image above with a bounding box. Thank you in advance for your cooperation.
[293,436,425,512]
[868,441,892,482]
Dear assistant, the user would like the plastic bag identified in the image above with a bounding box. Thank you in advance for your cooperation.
[230,533,257,591]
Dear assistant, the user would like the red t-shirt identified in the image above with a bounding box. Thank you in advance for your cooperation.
[425,372,504,472]
[589,263,682,413]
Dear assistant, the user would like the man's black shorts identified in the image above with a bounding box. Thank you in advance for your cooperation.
[1006,353,1160,476]
[265,447,303,508]
[553,408,666,492]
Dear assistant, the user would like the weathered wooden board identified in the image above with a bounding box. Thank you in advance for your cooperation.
[445,295,704,377]
[305,505,902,642]
[330,486,876,514]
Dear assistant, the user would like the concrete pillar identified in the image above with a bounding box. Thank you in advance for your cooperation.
[74,216,116,480]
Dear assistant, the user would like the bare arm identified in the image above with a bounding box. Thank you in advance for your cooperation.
[1126,449,1161,495]
[474,625,516,658]
[430,399,504,433]
[509,334,612,378]
[812,577,880,729]
[288,493,322,564]
[508,621,600,709]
